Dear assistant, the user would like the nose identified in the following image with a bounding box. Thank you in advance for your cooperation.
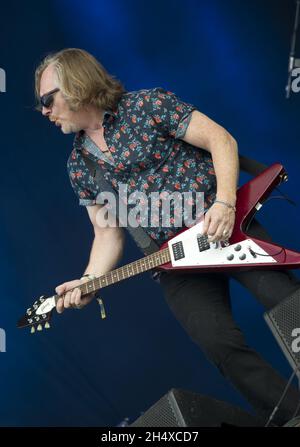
[42,106,51,116]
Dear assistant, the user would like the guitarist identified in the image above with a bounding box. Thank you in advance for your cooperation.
[35,48,300,426]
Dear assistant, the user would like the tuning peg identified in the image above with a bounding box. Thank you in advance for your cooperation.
[30,326,35,334]
[37,324,43,331]
[44,322,50,329]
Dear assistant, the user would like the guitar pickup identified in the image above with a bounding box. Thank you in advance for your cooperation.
[197,234,210,252]
[172,241,185,260]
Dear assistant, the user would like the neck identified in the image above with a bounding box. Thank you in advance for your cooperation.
[82,107,105,133]
[54,247,171,304]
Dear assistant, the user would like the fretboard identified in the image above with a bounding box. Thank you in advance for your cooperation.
[56,246,171,301]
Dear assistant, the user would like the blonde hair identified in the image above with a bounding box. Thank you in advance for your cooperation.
[35,48,126,111]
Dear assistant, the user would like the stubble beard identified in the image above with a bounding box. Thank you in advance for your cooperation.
[60,121,81,135]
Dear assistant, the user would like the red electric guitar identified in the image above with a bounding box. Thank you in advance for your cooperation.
[17,163,300,332]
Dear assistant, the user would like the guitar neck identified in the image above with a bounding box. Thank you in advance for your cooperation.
[55,246,171,301]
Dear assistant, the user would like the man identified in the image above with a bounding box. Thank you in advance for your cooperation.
[36,48,300,425]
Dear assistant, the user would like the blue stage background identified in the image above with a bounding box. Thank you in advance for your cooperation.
[0,0,299,426]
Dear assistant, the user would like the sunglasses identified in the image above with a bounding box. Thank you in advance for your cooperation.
[38,88,60,109]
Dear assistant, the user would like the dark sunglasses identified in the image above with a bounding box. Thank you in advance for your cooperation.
[38,88,60,109]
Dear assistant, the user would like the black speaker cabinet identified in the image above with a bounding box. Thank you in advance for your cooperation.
[284,416,300,427]
[264,288,300,373]
[131,388,264,427]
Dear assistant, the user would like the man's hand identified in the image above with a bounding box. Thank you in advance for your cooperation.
[202,202,236,242]
[55,278,96,314]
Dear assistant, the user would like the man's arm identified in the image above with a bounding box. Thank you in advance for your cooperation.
[83,204,125,277]
[182,110,239,242]
[55,204,125,313]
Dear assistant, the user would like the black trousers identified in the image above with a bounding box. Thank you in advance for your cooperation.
[158,219,300,426]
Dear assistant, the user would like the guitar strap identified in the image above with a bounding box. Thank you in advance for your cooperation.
[83,154,160,255]
[238,155,268,177]
[82,153,277,255]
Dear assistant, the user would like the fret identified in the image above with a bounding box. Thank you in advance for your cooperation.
[138,259,143,272]
[113,271,119,284]
[94,278,98,291]
[135,261,140,274]
[112,270,118,284]
[96,277,101,289]
[117,267,122,281]
[87,281,94,293]
[132,263,137,275]
[109,272,114,284]
[137,261,142,273]
[107,272,113,286]
[77,247,171,299]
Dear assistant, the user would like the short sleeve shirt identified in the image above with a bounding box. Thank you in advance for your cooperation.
[67,87,217,243]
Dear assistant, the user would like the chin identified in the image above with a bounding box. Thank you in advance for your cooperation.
[60,123,76,134]
[60,127,71,135]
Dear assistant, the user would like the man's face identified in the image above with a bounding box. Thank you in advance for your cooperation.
[39,64,84,134]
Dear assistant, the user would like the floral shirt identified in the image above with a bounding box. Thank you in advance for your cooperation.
[67,87,217,244]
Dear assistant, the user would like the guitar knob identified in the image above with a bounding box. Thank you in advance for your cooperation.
[227,254,234,261]
[37,324,43,331]
[234,244,242,251]
[239,253,246,260]
[45,322,50,329]
[30,326,35,334]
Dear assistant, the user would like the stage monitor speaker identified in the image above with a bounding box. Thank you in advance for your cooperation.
[283,416,300,427]
[264,289,300,374]
[131,388,264,427]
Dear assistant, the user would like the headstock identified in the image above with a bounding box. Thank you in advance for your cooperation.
[17,295,56,333]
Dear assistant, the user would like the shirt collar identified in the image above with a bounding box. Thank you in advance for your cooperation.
[103,107,119,124]
[74,108,118,151]
[104,108,118,119]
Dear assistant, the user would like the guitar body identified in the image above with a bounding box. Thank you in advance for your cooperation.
[158,163,300,273]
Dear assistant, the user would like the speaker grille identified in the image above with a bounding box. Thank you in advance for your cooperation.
[131,388,264,427]
[284,416,300,427]
[264,289,300,371]
[131,390,186,427]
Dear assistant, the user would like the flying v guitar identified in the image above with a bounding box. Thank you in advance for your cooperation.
[17,163,300,332]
